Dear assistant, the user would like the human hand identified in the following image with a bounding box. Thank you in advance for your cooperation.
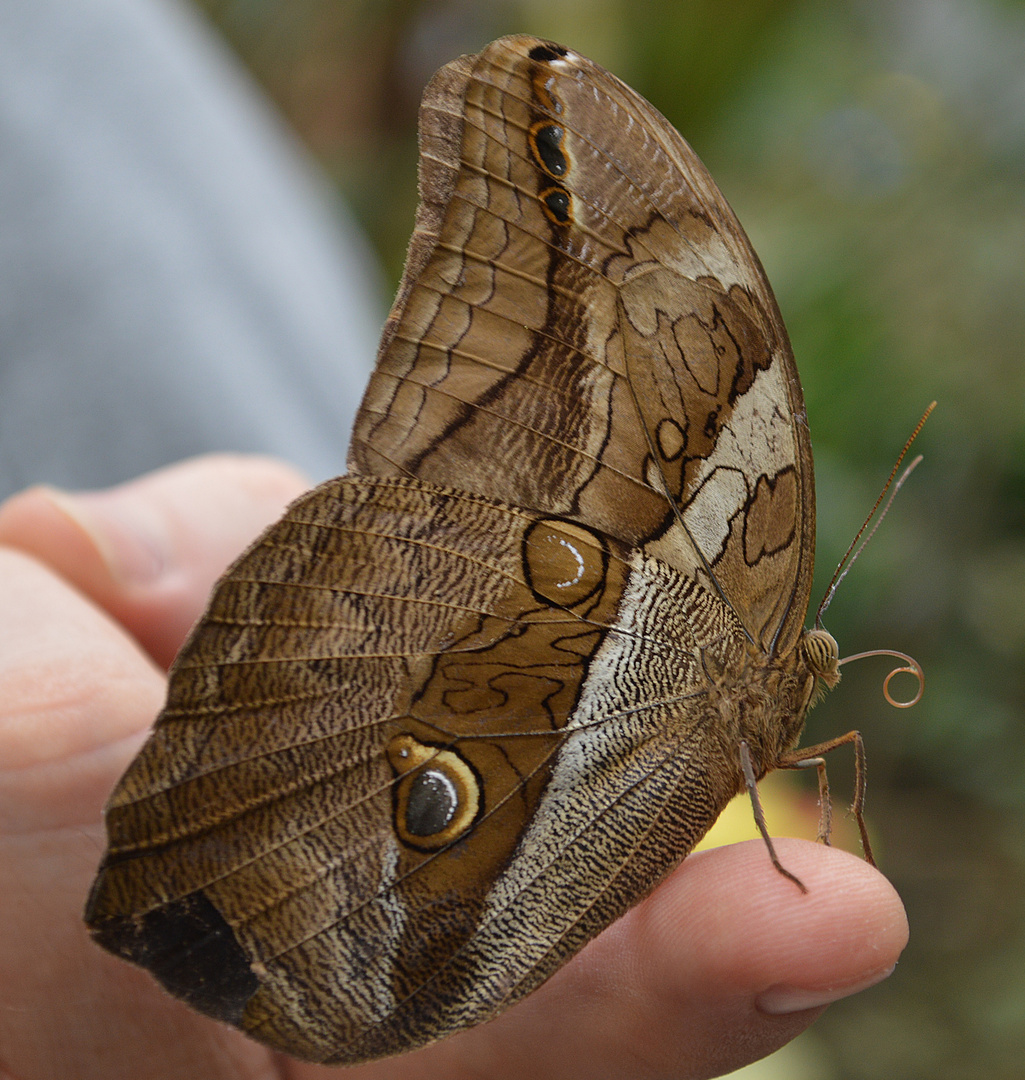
[0,455,908,1080]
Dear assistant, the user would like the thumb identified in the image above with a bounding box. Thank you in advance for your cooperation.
[0,454,310,668]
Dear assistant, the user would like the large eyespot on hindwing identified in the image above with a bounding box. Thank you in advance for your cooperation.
[387,734,482,852]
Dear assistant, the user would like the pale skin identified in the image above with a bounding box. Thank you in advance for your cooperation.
[0,455,908,1080]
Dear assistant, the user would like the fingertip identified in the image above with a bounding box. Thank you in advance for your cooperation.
[0,482,112,588]
[646,839,908,1002]
[557,839,907,1078]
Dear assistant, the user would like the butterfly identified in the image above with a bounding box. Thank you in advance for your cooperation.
[85,34,861,1064]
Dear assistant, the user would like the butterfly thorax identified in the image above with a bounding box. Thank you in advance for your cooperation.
[707,627,839,784]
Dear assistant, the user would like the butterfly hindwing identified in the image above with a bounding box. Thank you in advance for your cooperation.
[87,473,758,1060]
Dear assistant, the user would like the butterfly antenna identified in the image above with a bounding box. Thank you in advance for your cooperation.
[816,401,936,626]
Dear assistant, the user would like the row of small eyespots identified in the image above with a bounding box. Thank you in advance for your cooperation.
[529,44,574,227]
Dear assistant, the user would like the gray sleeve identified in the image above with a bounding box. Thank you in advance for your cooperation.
[0,0,386,500]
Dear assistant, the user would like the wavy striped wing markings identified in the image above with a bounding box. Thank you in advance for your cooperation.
[488,36,814,653]
[90,468,750,1061]
[350,43,667,528]
[105,476,687,818]
[100,477,604,803]
[184,669,714,989]
[234,673,718,1065]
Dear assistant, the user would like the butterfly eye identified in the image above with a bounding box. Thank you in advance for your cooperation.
[802,628,840,686]
[83,31,869,1064]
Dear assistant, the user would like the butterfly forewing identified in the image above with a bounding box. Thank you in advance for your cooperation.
[350,35,814,653]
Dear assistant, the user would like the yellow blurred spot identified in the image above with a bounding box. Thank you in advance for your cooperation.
[695,770,865,854]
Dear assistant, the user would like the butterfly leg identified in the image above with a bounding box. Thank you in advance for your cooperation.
[779,730,875,867]
[739,740,808,894]
[782,754,833,846]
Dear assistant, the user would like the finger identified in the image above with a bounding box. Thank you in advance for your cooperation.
[0,547,164,834]
[571,840,907,1079]
[292,840,906,1080]
[0,454,309,668]
[0,548,277,1079]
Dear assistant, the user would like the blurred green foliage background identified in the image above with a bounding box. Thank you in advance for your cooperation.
[192,1,1025,1076]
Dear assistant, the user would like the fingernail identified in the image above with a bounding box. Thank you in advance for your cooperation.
[43,486,169,586]
[757,965,896,1015]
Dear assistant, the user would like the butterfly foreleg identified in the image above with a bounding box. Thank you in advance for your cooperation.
[778,730,875,866]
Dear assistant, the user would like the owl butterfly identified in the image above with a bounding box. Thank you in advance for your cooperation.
[86,34,869,1064]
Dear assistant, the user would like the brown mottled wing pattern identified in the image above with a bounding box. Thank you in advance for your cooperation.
[85,35,821,1065]
[351,35,814,655]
